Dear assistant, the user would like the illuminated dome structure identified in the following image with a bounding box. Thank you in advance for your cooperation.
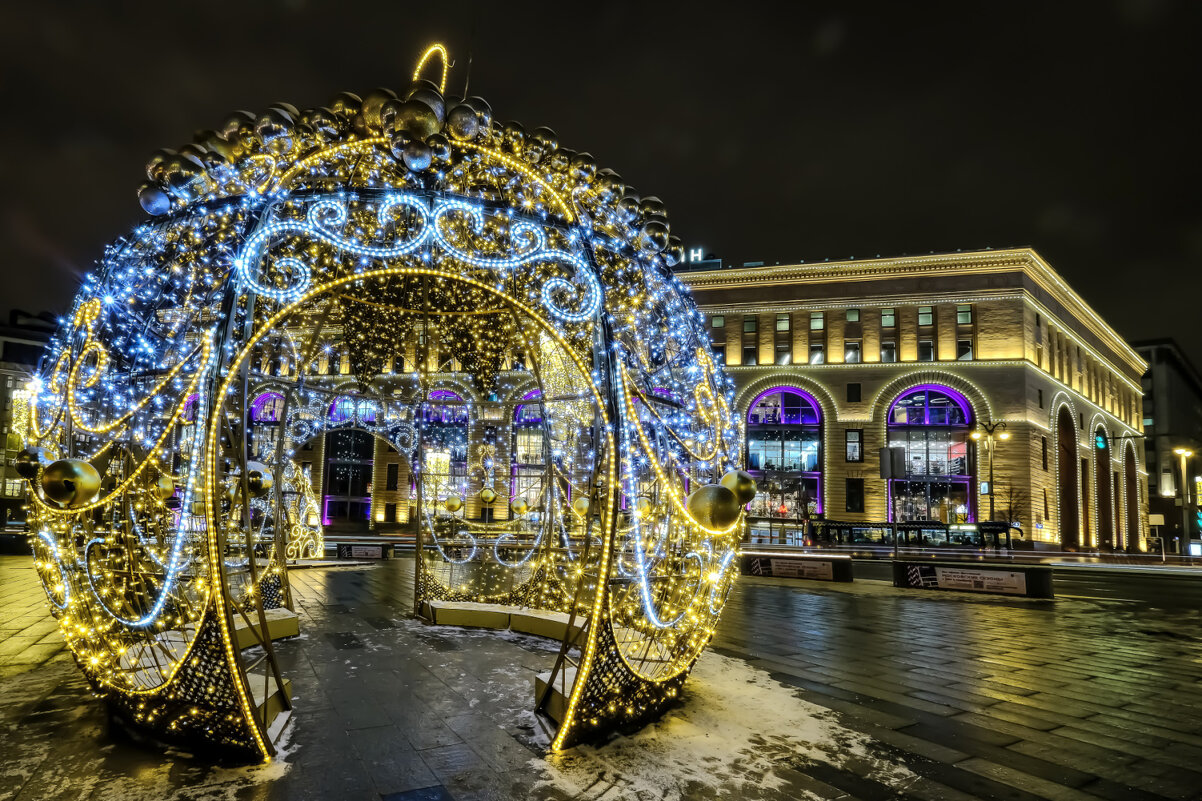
[20,45,751,760]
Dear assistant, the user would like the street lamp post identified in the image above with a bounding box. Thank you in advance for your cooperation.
[971,421,1011,522]
[1173,447,1193,555]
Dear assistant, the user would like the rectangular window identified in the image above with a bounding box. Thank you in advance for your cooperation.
[386,463,399,491]
[810,312,825,331]
[846,383,861,403]
[711,315,725,329]
[845,478,865,513]
[881,308,895,328]
[1035,313,1042,327]
[880,341,897,363]
[956,304,973,325]
[1038,389,1044,408]
[918,306,934,326]
[743,316,757,333]
[846,308,860,322]
[957,339,973,360]
[1043,489,1050,518]
[809,344,825,365]
[845,429,863,462]
[776,313,791,332]
[775,343,791,365]
[712,345,726,365]
[844,341,862,363]
[384,502,397,521]
[742,345,757,365]
[1143,417,1153,427]
[1041,436,1048,470]
[918,340,934,361]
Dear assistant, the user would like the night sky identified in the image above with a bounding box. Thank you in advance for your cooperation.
[2,2,1198,363]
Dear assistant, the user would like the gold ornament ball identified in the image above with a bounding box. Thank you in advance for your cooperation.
[479,486,498,505]
[246,461,273,498]
[634,496,653,515]
[155,473,176,500]
[719,470,757,506]
[511,497,529,516]
[444,494,464,513]
[40,459,102,508]
[14,448,43,480]
[572,496,591,517]
[685,484,742,530]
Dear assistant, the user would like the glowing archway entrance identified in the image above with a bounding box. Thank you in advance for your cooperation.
[20,46,749,761]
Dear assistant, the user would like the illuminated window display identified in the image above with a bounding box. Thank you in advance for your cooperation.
[887,387,974,523]
[746,387,822,518]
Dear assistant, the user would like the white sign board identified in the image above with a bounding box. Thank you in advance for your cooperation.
[350,545,384,559]
[771,558,834,581]
[934,566,1027,595]
[1148,514,1165,526]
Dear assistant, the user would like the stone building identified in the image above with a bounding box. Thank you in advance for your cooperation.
[1132,338,1202,553]
[0,310,55,545]
[677,248,1148,550]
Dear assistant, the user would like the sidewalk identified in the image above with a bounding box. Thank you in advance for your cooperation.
[1,555,1200,800]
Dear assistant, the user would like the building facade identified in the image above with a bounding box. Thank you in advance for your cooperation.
[1132,338,1202,553]
[0,310,55,535]
[677,248,1148,550]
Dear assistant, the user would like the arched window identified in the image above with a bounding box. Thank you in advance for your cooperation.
[181,393,199,423]
[251,392,285,423]
[1094,426,1114,549]
[887,386,974,523]
[745,387,822,519]
[329,396,378,424]
[423,389,468,424]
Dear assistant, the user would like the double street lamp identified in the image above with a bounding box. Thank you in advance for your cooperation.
[1173,447,1193,555]
[971,421,1010,522]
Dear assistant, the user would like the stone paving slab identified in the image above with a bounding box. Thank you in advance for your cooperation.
[1,555,1201,800]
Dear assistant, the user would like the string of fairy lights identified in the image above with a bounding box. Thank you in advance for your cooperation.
[20,43,754,759]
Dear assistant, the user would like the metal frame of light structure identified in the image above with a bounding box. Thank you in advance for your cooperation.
[971,421,1010,522]
[20,44,749,761]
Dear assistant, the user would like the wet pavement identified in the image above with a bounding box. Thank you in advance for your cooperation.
[1,554,1201,800]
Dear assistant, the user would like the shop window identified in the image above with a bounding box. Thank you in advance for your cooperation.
[886,386,974,524]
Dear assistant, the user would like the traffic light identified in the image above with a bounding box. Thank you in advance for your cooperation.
[1095,432,1108,450]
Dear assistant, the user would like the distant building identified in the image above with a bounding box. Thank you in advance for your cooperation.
[0,310,56,531]
[677,248,1148,550]
[1132,338,1202,553]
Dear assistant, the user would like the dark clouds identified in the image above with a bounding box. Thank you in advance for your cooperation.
[1,1,1198,361]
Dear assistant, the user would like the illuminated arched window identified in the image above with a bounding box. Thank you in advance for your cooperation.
[745,387,822,519]
[251,392,285,423]
[887,386,974,523]
[329,396,378,423]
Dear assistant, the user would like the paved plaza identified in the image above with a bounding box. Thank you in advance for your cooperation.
[1,554,1201,800]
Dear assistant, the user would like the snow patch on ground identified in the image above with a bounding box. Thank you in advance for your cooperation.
[530,650,914,800]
